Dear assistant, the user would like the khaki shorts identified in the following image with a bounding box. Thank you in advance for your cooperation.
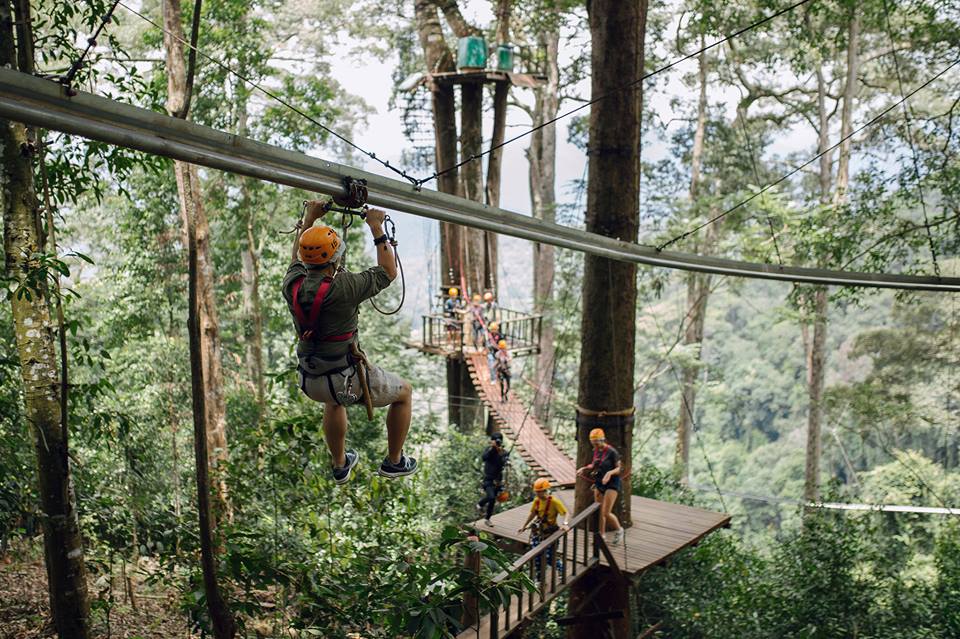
[298,362,405,408]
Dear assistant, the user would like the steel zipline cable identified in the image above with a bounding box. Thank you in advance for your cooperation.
[657,55,960,253]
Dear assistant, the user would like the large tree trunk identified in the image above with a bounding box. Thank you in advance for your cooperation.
[163,0,230,520]
[482,0,512,293]
[162,0,235,636]
[460,81,487,294]
[530,13,560,426]
[569,1,647,637]
[674,42,710,484]
[1,4,91,635]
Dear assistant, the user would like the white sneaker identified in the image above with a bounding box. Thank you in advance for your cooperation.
[484,518,494,527]
[611,529,624,545]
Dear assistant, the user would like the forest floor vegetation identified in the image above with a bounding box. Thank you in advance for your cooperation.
[0,541,195,639]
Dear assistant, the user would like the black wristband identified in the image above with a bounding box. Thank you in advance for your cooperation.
[373,233,389,245]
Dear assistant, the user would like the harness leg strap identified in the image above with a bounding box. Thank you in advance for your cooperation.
[350,342,375,421]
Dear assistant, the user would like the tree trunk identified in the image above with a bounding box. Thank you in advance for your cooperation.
[482,0,512,294]
[530,14,560,426]
[569,1,647,637]
[834,12,860,204]
[162,0,235,635]
[460,81,487,294]
[234,98,265,412]
[803,286,828,503]
[240,206,265,409]
[1,4,91,636]
[674,41,710,484]
[483,79,508,293]
[163,0,230,521]
[804,10,858,505]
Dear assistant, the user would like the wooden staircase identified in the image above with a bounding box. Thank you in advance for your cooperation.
[464,351,576,486]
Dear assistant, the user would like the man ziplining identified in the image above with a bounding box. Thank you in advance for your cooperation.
[282,199,417,484]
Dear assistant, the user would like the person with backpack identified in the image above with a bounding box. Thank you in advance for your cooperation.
[518,478,569,575]
[282,199,417,484]
[476,432,510,526]
[495,340,511,402]
[576,428,623,544]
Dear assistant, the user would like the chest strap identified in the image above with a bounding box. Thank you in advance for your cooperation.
[291,276,355,342]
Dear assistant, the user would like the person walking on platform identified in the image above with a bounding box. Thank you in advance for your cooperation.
[476,432,510,526]
[482,291,499,324]
[469,293,485,349]
[495,340,512,402]
[486,321,503,382]
[518,479,569,576]
[283,200,417,484]
[576,428,623,544]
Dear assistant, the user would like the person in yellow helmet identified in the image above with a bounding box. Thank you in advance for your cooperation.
[443,286,462,346]
[518,478,569,576]
[495,340,511,402]
[486,320,503,382]
[576,428,623,544]
[282,199,417,484]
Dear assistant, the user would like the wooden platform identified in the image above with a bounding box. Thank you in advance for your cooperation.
[471,490,731,575]
[464,351,577,486]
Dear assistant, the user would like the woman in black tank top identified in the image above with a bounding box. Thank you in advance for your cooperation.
[576,428,624,545]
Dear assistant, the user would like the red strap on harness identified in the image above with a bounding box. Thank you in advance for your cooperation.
[290,276,354,342]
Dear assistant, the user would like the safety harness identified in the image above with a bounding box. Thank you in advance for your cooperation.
[531,495,556,535]
[290,275,374,419]
[289,276,354,343]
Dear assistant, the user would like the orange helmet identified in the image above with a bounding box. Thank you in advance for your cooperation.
[497,339,507,350]
[299,226,344,266]
[488,321,500,332]
[589,428,605,442]
[448,287,459,297]
[472,293,482,302]
[483,292,494,302]
[533,478,551,492]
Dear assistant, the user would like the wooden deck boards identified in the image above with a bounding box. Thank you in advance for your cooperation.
[471,490,731,576]
[464,351,577,487]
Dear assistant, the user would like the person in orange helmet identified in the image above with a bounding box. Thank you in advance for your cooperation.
[576,428,623,544]
[518,478,569,576]
[282,199,417,484]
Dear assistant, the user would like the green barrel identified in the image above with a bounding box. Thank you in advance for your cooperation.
[495,44,514,72]
[457,36,488,70]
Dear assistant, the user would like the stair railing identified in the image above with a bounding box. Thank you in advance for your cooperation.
[476,501,601,639]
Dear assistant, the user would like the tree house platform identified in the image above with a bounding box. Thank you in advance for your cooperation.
[471,489,731,576]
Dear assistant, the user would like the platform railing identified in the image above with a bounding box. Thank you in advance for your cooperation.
[421,305,541,357]
[468,502,600,639]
